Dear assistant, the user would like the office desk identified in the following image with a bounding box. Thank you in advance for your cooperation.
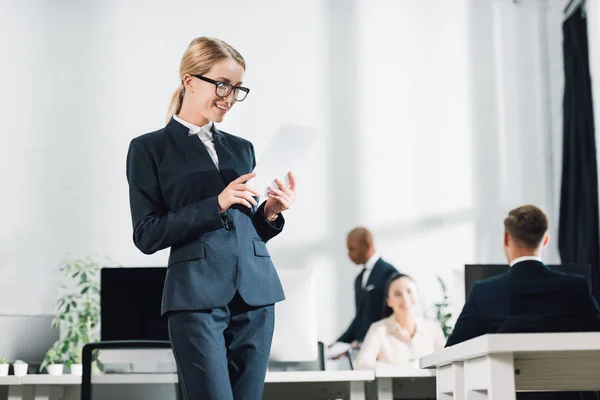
[373,366,436,400]
[264,370,375,400]
[0,371,376,400]
[420,333,600,400]
[0,375,80,400]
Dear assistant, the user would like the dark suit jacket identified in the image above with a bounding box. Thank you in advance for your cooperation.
[126,118,286,316]
[337,258,398,343]
[446,260,600,347]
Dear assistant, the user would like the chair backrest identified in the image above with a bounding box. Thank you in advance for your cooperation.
[81,340,180,400]
[267,341,326,371]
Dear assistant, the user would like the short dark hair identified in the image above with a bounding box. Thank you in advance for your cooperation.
[381,273,414,318]
[503,205,548,249]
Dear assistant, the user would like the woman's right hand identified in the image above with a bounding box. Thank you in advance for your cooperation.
[217,172,260,213]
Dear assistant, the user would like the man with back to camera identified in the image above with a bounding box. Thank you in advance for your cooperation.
[329,227,398,358]
[447,205,600,399]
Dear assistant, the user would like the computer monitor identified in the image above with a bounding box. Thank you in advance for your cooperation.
[100,267,168,341]
[464,263,592,297]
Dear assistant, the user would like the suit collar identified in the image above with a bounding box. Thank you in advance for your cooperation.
[364,257,385,288]
[508,259,550,275]
[510,255,542,267]
[172,114,214,139]
[363,253,380,272]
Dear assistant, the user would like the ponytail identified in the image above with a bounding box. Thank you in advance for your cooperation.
[166,84,185,122]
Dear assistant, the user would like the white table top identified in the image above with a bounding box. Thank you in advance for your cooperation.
[265,370,374,383]
[0,376,23,385]
[420,332,600,369]
[22,374,82,385]
[0,370,377,385]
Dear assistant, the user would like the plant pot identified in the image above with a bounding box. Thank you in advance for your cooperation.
[12,363,28,376]
[0,364,8,376]
[47,364,64,376]
[70,364,82,375]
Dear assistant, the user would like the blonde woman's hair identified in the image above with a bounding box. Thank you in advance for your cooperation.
[166,37,246,122]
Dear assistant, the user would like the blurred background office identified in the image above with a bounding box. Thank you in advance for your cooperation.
[1,0,599,360]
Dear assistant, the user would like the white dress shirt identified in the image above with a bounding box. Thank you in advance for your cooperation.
[510,255,542,267]
[173,115,219,170]
[355,316,446,370]
[361,253,380,288]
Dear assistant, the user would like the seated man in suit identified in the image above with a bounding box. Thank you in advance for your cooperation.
[329,227,398,358]
[447,205,600,399]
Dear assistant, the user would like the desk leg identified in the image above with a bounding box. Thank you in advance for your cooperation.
[349,381,366,400]
[437,362,464,400]
[486,354,515,400]
[376,377,393,400]
[463,354,516,400]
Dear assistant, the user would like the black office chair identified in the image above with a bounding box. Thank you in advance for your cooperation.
[496,320,599,400]
[81,340,181,400]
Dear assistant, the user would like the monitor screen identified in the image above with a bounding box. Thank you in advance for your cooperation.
[464,263,592,298]
[100,267,168,341]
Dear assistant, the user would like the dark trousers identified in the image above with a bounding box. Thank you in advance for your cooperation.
[168,292,275,400]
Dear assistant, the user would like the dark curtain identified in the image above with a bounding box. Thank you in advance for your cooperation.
[558,5,600,303]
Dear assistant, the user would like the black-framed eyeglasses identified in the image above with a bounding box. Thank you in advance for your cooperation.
[192,75,250,102]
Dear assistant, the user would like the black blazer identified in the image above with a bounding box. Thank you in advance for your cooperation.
[447,260,600,347]
[337,258,398,343]
[126,118,286,315]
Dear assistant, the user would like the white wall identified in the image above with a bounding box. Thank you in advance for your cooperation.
[588,1,600,194]
[0,0,574,344]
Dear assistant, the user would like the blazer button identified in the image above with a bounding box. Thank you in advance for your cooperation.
[222,214,234,231]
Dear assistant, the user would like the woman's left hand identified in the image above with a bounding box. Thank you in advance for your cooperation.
[264,172,296,220]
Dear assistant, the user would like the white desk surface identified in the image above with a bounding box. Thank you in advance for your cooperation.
[265,370,374,383]
[0,376,23,385]
[420,332,600,369]
[0,370,377,385]
[21,375,81,385]
[374,366,436,378]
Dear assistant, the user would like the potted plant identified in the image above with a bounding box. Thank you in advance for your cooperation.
[12,360,28,376]
[41,344,65,376]
[41,256,102,375]
[69,348,83,376]
[433,276,454,338]
[0,357,8,376]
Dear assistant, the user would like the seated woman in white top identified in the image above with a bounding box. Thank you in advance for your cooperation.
[355,273,445,370]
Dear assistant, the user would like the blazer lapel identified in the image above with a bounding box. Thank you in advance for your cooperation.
[212,127,237,185]
[166,118,227,197]
[166,118,217,170]
[364,258,382,288]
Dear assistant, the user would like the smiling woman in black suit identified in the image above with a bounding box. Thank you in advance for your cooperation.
[126,37,296,400]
